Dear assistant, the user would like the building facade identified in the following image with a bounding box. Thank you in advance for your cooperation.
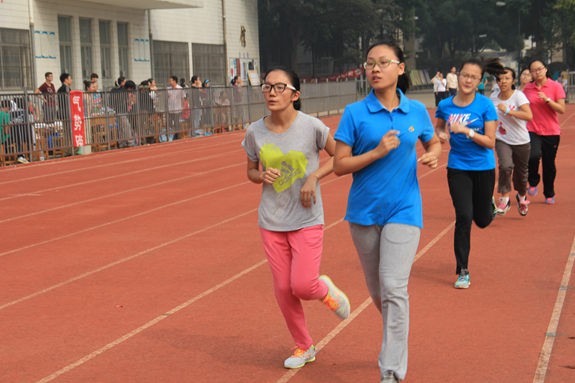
[0,0,259,91]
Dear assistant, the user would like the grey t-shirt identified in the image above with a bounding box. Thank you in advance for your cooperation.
[241,111,330,231]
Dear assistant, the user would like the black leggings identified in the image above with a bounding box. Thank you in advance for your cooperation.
[528,132,560,198]
[447,168,495,274]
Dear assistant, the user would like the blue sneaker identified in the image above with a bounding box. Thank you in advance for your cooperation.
[284,345,315,369]
[545,197,555,205]
[454,271,470,289]
[528,185,537,196]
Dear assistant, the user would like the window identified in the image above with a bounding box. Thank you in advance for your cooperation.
[117,22,129,78]
[99,21,111,79]
[192,44,225,86]
[79,18,93,80]
[0,28,33,90]
[153,41,189,85]
[58,16,73,76]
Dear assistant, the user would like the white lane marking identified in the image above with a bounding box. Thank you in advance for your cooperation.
[532,235,575,383]
[0,137,241,184]
[0,150,244,201]
[0,162,244,224]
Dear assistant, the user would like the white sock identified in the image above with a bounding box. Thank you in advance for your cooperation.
[519,194,526,202]
[500,197,509,204]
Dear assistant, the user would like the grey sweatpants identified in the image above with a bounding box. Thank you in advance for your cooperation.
[349,222,421,381]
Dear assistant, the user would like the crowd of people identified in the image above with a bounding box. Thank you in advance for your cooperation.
[240,38,566,382]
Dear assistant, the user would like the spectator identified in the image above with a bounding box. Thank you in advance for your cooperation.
[139,81,155,145]
[148,78,157,91]
[35,72,57,122]
[57,73,72,121]
[446,67,459,96]
[179,78,187,88]
[167,75,185,138]
[190,75,202,135]
[91,73,99,85]
[201,79,213,131]
[231,75,245,130]
[113,77,126,90]
[431,72,448,107]
[117,80,137,148]
[217,90,231,131]
[0,100,11,149]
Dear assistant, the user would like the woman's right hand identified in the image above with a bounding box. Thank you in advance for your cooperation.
[261,167,281,184]
[437,131,449,144]
[374,130,400,158]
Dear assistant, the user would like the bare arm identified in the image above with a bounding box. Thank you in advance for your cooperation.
[496,103,533,121]
[449,120,497,149]
[247,158,280,184]
[435,118,449,144]
[300,134,336,208]
[334,130,400,176]
[418,135,442,168]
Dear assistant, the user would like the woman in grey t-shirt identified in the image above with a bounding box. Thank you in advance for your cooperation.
[241,68,350,370]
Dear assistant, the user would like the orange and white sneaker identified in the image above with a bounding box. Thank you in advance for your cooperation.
[319,275,350,320]
[284,345,315,369]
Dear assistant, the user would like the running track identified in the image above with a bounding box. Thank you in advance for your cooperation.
[1,106,574,383]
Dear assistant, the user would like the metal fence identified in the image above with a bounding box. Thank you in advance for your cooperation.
[0,81,359,167]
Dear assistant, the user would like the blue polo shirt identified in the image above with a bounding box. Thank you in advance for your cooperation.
[435,94,497,171]
[334,89,435,228]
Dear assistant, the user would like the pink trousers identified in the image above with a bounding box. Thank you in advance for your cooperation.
[260,225,329,350]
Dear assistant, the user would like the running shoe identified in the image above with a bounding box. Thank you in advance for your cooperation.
[381,371,399,383]
[496,198,511,215]
[516,193,529,216]
[528,185,538,196]
[492,197,498,219]
[17,156,29,164]
[284,345,315,369]
[545,197,555,205]
[454,271,470,289]
[319,275,350,320]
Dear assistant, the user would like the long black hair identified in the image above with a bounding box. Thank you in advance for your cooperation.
[365,39,410,94]
[528,59,551,79]
[459,57,506,79]
[263,67,302,111]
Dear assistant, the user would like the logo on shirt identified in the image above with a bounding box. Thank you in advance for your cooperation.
[408,126,414,132]
[447,114,478,126]
[259,143,308,193]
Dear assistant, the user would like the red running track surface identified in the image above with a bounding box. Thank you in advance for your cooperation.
[1,108,574,383]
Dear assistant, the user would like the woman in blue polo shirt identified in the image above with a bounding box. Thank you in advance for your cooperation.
[334,40,441,383]
[435,58,505,289]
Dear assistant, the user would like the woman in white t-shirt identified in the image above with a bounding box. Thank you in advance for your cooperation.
[431,72,447,107]
[490,67,533,216]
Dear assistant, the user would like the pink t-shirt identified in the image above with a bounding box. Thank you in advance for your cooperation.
[523,79,565,135]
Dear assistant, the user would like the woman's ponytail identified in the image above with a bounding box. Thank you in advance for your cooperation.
[397,73,410,94]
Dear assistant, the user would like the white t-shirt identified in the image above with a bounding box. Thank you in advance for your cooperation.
[490,90,530,145]
[433,78,446,92]
[446,73,458,89]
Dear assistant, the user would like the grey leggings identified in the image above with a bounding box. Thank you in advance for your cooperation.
[349,222,421,381]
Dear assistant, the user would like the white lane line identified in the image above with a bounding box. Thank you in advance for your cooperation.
[532,234,575,383]
[1,208,257,311]
[32,209,348,383]
[1,176,347,308]
[0,137,241,185]
[275,218,455,383]
[0,180,249,259]
[33,258,269,383]
[0,162,244,224]
[0,150,244,202]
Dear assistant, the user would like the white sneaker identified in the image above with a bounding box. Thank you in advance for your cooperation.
[284,345,315,369]
[17,156,29,164]
[319,275,350,320]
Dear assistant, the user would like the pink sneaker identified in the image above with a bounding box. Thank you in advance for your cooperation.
[496,198,510,215]
[545,197,555,205]
[516,193,529,216]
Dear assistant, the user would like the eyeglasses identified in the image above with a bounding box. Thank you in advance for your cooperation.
[261,83,297,93]
[459,73,481,82]
[531,66,546,74]
[363,59,401,70]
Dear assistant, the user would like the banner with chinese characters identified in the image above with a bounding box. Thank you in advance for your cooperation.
[69,91,86,147]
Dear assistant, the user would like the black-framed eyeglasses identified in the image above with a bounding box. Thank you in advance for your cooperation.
[363,59,401,70]
[261,83,297,93]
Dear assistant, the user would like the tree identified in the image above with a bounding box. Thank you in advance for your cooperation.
[556,0,575,47]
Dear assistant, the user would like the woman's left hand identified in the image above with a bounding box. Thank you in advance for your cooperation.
[538,92,549,102]
[300,175,318,209]
[418,152,439,168]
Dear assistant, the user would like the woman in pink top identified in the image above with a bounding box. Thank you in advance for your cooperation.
[522,60,566,204]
